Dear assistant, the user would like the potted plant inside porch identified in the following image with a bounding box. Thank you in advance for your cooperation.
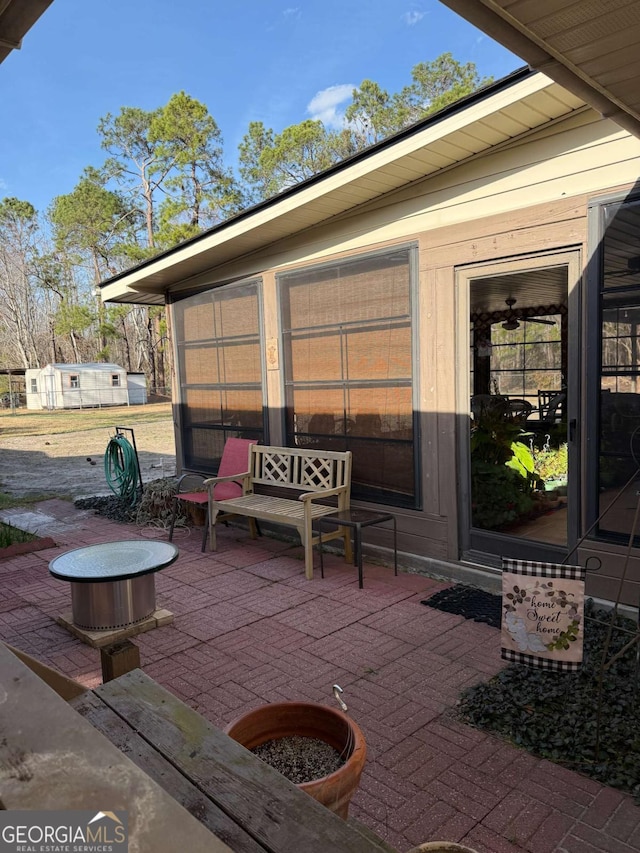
[470,404,538,530]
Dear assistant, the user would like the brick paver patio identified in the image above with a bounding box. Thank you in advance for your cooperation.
[2,498,639,853]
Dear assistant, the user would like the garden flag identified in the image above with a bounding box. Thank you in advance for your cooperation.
[501,558,586,671]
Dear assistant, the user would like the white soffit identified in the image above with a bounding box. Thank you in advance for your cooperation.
[440,0,640,139]
[100,72,585,305]
[0,0,53,64]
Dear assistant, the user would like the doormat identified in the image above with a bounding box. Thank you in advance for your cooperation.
[421,585,502,629]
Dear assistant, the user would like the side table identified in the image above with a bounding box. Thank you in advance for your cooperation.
[317,509,397,588]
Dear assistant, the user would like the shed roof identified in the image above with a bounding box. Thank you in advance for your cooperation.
[99,68,586,306]
[47,363,125,372]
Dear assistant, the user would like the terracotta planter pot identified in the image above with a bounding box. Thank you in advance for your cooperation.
[224,701,366,819]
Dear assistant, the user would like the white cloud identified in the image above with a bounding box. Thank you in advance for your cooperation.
[307,84,355,129]
[402,10,424,25]
[283,7,301,19]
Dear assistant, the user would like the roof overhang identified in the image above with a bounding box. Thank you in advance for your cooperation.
[100,69,587,305]
[440,0,640,139]
[0,0,53,64]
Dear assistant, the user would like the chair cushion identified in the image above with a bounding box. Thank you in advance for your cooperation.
[217,438,255,478]
[214,438,257,501]
[214,481,244,501]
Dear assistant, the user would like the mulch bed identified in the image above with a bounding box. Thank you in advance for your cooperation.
[74,494,137,523]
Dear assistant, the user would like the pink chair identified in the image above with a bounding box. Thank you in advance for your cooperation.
[203,437,260,550]
[169,438,258,552]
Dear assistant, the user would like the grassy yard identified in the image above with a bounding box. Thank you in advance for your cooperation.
[0,402,173,438]
[0,522,35,547]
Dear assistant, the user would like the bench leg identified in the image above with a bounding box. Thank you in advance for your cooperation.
[201,503,210,552]
[301,518,314,580]
[342,525,353,564]
[248,518,258,540]
[208,507,219,551]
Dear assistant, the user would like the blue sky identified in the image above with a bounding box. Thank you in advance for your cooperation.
[1,0,521,214]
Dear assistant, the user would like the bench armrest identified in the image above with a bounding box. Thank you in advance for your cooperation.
[298,485,348,502]
[203,471,251,488]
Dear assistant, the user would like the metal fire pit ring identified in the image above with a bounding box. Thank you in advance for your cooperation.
[49,540,178,630]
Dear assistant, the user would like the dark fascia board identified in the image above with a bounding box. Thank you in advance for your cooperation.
[99,65,534,291]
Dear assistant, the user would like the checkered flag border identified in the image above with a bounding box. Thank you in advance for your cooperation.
[502,648,582,672]
[501,557,585,672]
[502,558,585,582]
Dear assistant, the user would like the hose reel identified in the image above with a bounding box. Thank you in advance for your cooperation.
[104,428,143,506]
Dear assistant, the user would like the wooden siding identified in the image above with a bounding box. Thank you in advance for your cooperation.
[577,543,640,610]
[166,111,640,603]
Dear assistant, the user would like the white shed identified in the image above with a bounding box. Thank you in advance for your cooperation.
[126,372,148,405]
[26,363,130,410]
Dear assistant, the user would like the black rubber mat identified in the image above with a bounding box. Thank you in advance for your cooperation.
[421,585,502,629]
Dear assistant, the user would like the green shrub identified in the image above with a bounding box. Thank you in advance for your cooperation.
[470,407,537,529]
[471,459,534,529]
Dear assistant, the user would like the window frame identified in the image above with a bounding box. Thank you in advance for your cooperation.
[587,190,640,546]
[68,374,79,389]
[277,244,420,508]
[484,314,564,406]
[171,278,266,474]
[111,374,121,388]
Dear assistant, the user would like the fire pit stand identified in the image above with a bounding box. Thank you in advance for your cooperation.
[49,540,178,630]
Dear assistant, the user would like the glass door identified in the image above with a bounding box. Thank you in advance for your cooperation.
[457,252,581,566]
[588,196,640,545]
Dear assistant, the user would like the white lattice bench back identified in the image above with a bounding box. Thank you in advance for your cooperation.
[250,445,351,493]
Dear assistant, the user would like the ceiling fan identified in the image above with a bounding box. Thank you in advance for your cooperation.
[499,298,556,331]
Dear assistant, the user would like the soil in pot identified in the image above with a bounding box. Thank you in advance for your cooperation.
[252,735,345,784]
[224,701,366,819]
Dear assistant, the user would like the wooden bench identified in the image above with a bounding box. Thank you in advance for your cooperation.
[204,445,353,580]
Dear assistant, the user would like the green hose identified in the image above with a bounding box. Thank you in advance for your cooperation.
[104,434,140,506]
